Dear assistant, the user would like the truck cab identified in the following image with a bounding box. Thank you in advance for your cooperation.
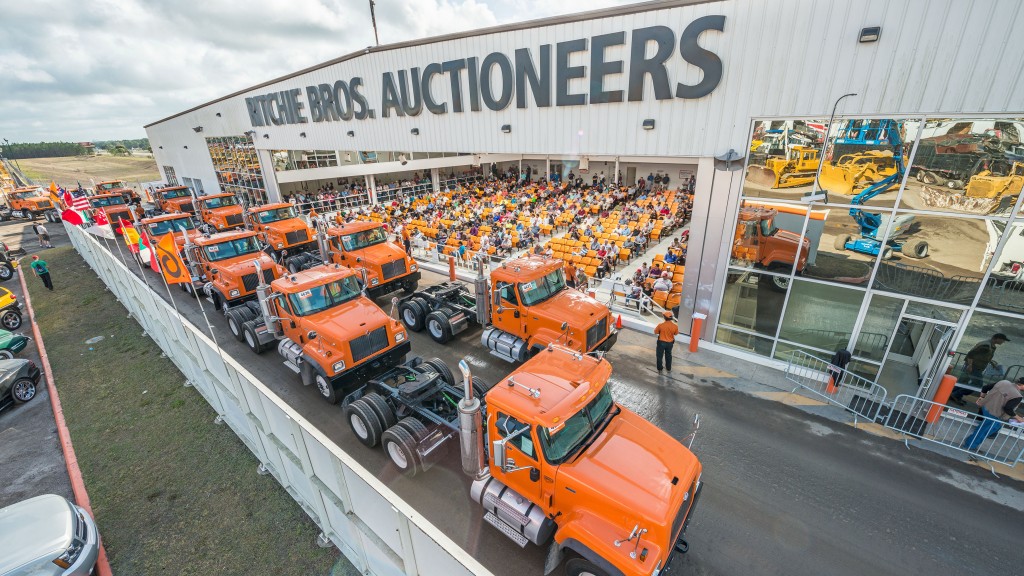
[88,193,136,233]
[5,187,54,219]
[140,213,200,251]
[734,207,808,277]
[154,185,196,215]
[197,193,245,231]
[246,203,315,255]
[94,179,141,205]
[325,221,420,298]
[472,347,702,576]
[184,230,284,310]
[235,264,411,404]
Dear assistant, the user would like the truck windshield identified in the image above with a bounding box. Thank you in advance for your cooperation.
[161,188,190,199]
[203,237,258,261]
[759,219,778,237]
[537,385,615,464]
[339,227,387,251]
[518,269,566,306]
[202,195,239,208]
[257,207,296,223]
[13,190,43,199]
[147,217,195,236]
[90,196,125,207]
[287,277,362,316]
[98,182,127,190]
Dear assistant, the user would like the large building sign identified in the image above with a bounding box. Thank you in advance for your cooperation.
[245,15,726,127]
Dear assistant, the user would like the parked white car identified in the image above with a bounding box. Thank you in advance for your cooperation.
[0,494,100,575]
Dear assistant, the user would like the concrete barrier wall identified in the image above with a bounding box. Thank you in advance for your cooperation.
[65,224,489,576]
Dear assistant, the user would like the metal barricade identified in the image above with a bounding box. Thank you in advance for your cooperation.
[784,350,889,424]
[883,394,1024,473]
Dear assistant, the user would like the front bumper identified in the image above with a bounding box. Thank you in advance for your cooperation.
[366,271,421,299]
[660,480,702,574]
[66,505,100,576]
[330,339,412,392]
[592,329,619,353]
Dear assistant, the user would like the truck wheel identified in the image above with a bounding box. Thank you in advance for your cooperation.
[382,425,420,477]
[423,357,455,386]
[472,376,491,400]
[242,321,266,354]
[345,399,383,446]
[396,416,428,441]
[565,558,610,576]
[362,392,397,429]
[226,309,246,341]
[0,263,13,282]
[1,310,22,330]
[902,240,929,259]
[399,300,426,332]
[10,377,36,404]
[181,283,196,298]
[425,311,453,344]
[314,373,339,404]
[834,234,852,251]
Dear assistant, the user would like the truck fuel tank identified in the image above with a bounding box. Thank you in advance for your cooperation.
[471,475,555,547]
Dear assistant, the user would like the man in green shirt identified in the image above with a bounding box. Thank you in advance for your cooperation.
[29,255,53,290]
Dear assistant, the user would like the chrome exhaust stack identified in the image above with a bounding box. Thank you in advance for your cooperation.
[458,359,488,480]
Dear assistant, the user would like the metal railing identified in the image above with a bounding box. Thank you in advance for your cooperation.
[977,276,1024,313]
[874,261,981,304]
[883,394,1024,473]
[785,350,889,424]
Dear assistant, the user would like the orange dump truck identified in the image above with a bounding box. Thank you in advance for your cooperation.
[139,213,200,251]
[226,263,411,404]
[340,348,702,576]
[4,186,55,220]
[398,255,616,360]
[245,202,316,257]
[87,193,137,233]
[94,180,141,205]
[197,193,245,231]
[180,230,285,310]
[154,185,196,215]
[733,206,809,289]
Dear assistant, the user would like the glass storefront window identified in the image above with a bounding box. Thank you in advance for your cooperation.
[978,220,1024,314]
[206,136,266,206]
[816,118,910,211]
[715,326,774,357]
[778,279,865,350]
[719,269,787,337]
[801,210,878,287]
[742,119,827,201]
[854,294,902,361]
[951,310,1024,390]
[772,341,831,363]
[904,300,963,323]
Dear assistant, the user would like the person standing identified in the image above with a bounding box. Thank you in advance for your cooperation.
[654,311,679,372]
[961,377,1024,454]
[37,222,52,248]
[29,255,53,290]
[950,333,1009,405]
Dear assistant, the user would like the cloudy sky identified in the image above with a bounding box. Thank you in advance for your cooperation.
[0,0,642,143]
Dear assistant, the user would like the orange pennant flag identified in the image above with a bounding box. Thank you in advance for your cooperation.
[49,181,58,193]
[155,232,191,285]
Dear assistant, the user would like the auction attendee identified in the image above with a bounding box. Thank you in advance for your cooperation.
[654,311,679,372]
[29,255,53,290]
[961,377,1024,454]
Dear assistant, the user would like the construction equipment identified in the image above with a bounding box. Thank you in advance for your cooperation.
[94,180,141,205]
[746,145,821,189]
[3,186,56,221]
[965,162,1024,199]
[831,120,929,260]
[732,206,809,291]
[340,349,703,576]
[87,193,139,234]
[139,213,201,253]
[818,150,900,196]
[244,202,316,258]
[228,262,410,404]
[153,185,196,215]
[398,255,616,361]
[196,193,245,231]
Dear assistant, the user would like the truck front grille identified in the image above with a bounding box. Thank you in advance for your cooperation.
[108,210,130,223]
[381,258,407,281]
[180,201,195,213]
[350,326,389,363]
[226,213,244,226]
[240,268,275,293]
[586,317,608,351]
[285,229,309,245]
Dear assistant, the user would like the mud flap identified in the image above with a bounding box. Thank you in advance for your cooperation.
[543,541,564,575]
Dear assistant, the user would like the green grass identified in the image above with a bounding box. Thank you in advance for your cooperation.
[25,247,348,576]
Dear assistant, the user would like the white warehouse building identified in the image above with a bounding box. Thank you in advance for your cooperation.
[147,0,1024,401]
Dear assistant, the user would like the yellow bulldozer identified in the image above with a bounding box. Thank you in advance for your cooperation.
[965,162,1024,198]
[747,145,821,189]
[920,163,1023,214]
[817,150,900,196]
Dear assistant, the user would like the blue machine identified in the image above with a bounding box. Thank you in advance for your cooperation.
[832,120,929,260]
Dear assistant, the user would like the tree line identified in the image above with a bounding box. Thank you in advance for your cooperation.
[0,141,88,159]
[95,138,150,151]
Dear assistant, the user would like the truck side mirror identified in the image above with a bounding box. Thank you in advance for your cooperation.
[491,440,506,470]
[307,330,317,340]
[560,321,569,331]
[529,468,540,482]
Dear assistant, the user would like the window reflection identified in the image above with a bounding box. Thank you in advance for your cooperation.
[818,119,907,210]
[715,326,774,357]
[854,294,902,361]
[743,120,827,200]
[778,280,865,350]
[719,270,787,338]
[979,221,1024,313]
[728,202,810,273]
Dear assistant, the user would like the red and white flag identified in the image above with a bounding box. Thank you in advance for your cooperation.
[86,210,114,239]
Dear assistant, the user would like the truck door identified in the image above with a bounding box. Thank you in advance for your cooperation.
[493,412,544,504]
[492,282,525,338]
[277,293,305,343]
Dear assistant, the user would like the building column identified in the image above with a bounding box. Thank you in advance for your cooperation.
[430,168,440,192]
[545,157,551,181]
[613,157,620,185]
[366,174,377,204]
[518,157,523,181]
[256,149,282,203]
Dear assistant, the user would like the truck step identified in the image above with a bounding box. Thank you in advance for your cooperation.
[482,512,529,548]
[486,348,518,364]
[484,492,530,526]
[282,360,301,374]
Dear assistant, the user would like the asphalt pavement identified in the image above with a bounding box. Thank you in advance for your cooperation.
[22,217,1024,576]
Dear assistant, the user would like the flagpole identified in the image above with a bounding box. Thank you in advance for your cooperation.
[127,219,153,288]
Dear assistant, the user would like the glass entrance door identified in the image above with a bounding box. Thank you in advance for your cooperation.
[878,310,958,398]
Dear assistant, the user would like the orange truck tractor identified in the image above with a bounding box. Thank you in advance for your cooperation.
[139,213,200,252]
[180,230,285,312]
[285,220,420,298]
[87,193,137,234]
[197,193,245,231]
[245,202,316,258]
[94,180,141,205]
[340,348,702,576]
[154,185,196,215]
[226,263,411,404]
[398,255,617,360]
[4,186,56,221]
[732,206,809,290]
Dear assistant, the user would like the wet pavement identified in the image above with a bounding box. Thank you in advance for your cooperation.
[30,219,1024,576]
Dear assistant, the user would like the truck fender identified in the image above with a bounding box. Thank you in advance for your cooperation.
[552,537,626,576]
[298,353,324,387]
[527,327,568,352]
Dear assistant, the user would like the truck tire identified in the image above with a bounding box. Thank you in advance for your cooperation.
[472,376,491,400]
[362,392,397,429]
[226,308,249,342]
[425,311,454,344]
[382,424,420,477]
[402,279,419,295]
[345,399,383,447]
[399,300,426,332]
[396,416,429,441]
[0,263,13,282]
[423,357,455,386]
[314,372,339,404]
[902,240,929,259]
[242,320,267,354]
[565,558,610,576]
[834,234,852,251]
[1,310,22,330]
[181,282,196,298]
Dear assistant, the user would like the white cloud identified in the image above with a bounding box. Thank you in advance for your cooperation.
[0,0,645,142]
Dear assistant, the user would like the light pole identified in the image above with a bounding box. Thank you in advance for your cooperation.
[368,0,380,46]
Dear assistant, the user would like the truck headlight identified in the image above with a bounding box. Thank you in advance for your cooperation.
[395,332,405,342]
[276,242,284,249]
[332,360,346,373]
[370,278,379,285]
[229,289,240,297]
[410,263,417,271]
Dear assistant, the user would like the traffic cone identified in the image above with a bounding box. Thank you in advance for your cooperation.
[615,314,623,329]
